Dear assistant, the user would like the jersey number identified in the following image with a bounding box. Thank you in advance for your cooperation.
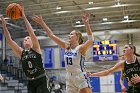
[66,57,72,65]
[28,61,33,68]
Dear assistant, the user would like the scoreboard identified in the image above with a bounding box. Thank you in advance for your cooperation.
[93,40,118,61]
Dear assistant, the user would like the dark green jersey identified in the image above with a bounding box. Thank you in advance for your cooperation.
[20,48,45,78]
[123,56,140,86]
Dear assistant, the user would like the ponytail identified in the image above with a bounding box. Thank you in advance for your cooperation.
[79,36,84,44]
[129,44,140,57]
[134,53,140,57]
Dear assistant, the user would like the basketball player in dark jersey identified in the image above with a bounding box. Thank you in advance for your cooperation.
[88,44,140,93]
[0,6,50,93]
[120,45,140,93]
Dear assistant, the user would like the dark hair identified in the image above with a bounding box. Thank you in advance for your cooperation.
[128,44,140,57]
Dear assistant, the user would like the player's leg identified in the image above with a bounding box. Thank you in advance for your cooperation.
[127,86,133,93]
[134,87,140,93]
[79,87,92,93]
[66,84,78,93]
[79,80,92,93]
[75,73,92,93]
[27,81,36,93]
[36,76,50,93]
[66,75,78,93]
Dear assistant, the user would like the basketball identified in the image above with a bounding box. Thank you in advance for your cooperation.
[6,3,22,20]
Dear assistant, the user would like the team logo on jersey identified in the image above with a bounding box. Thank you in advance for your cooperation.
[65,51,77,56]
[22,54,37,60]
[124,67,140,75]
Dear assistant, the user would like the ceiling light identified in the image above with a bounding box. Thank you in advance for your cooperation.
[85,7,102,10]
[76,21,81,24]
[101,22,113,25]
[115,0,121,5]
[103,18,108,22]
[73,24,85,27]
[116,2,121,5]
[89,2,94,4]
[124,16,129,20]
[121,20,136,23]
[56,6,62,10]
[54,11,71,14]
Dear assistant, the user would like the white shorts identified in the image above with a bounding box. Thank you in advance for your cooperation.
[66,72,91,93]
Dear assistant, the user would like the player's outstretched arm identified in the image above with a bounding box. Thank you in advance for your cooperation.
[88,62,124,77]
[0,15,22,58]
[21,6,41,54]
[80,12,93,55]
[32,15,68,49]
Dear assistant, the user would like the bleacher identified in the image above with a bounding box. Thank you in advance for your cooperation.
[0,58,27,93]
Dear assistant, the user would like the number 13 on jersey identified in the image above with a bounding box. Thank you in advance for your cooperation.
[66,57,73,65]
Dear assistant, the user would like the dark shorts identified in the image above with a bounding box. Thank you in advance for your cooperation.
[27,76,50,93]
[127,86,140,93]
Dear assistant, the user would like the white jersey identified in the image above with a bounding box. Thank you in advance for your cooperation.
[64,45,85,73]
[64,46,91,92]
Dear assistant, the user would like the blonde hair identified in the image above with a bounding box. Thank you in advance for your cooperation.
[74,30,84,44]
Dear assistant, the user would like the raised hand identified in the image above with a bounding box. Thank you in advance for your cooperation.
[87,72,94,77]
[82,12,90,23]
[0,15,7,24]
[32,15,44,25]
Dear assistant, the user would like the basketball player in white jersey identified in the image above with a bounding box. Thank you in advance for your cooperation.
[32,13,93,93]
